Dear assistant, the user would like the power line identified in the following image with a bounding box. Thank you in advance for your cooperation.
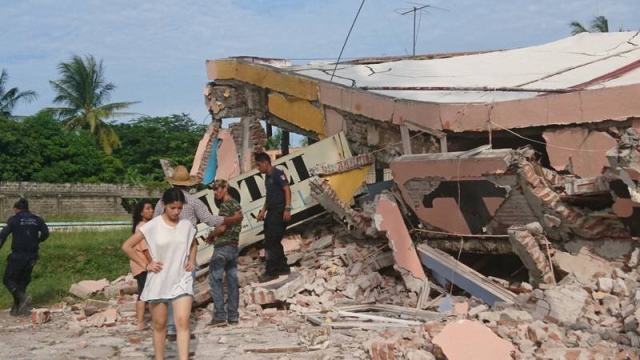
[330,0,366,82]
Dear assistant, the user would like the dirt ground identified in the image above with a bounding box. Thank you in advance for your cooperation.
[0,306,376,360]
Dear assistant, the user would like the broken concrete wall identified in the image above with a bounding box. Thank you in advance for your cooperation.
[543,127,617,178]
[390,148,518,237]
[229,117,267,173]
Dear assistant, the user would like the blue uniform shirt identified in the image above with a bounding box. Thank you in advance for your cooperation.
[265,167,289,210]
[0,211,49,254]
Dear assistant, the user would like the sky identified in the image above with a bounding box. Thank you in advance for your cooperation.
[2,0,639,128]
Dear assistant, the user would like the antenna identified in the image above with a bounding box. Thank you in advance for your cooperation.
[395,3,448,56]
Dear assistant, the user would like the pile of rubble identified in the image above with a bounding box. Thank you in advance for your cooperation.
[52,219,639,359]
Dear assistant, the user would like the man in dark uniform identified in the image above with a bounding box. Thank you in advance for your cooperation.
[0,198,49,316]
[255,152,291,283]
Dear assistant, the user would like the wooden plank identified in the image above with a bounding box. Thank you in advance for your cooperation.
[400,124,412,155]
[337,311,422,325]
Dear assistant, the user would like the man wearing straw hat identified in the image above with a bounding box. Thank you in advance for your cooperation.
[153,164,243,340]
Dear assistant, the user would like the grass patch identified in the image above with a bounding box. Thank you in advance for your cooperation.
[0,229,131,308]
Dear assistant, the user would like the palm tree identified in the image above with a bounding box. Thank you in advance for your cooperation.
[48,55,139,154]
[570,15,609,35]
[0,69,38,118]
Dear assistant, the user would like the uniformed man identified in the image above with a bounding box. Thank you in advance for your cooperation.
[0,198,49,316]
[255,152,292,282]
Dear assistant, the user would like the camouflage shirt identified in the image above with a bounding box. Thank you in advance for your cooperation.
[215,197,241,247]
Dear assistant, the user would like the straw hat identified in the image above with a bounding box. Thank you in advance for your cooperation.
[166,165,197,186]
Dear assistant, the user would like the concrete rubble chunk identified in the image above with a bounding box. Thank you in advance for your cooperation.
[432,319,514,360]
[507,224,555,287]
[69,279,110,299]
[553,250,613,288]
[373,193,426,292]
[537,286,589,324]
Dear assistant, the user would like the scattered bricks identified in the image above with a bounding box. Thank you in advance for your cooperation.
[84,306,98,317]
[498,309,533,323]
[405,349,435,360]
[629,247,640,268]
[613,278,629,296]
[69,279,110,299]
[342,283,363,300]
[117,301,137,314]
[262,308,278,318]
[309,235,334,252]
[249,287,277,305]
[128,336,143,344]
[30,308,51,325]
[527,321,548,343]
[104,282,137,299]
[274,273,308,301]
[469,304,489,317]
[365,338,396,360]
[103,308,117,327]
[238,256,254,266]
[298,326,331,346]
[598,277,614,293]
[624,315,639,332]
[540,286,589,324]
[87,312,106,327]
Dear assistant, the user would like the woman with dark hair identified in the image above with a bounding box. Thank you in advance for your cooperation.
[122,188,197,360]
[129,199,154,330]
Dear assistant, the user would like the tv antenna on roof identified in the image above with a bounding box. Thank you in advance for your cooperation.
[395,2,449,56]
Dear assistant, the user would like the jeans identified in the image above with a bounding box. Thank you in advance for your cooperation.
[167,269,196,335]
[208,245,239,322]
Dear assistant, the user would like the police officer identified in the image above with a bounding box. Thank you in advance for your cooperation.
[0,198,49,316]
[255,152,292,283]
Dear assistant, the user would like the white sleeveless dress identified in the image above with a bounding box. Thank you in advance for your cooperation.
[139,216,196,301]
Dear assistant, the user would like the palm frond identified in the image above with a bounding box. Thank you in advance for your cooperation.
[589,15,609,33]
[569,21,588,35]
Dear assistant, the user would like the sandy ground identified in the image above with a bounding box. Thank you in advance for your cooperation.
[0,307,373,360]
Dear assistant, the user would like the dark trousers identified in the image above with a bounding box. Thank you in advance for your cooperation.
[3,253,37,304]
[264,208,289,276]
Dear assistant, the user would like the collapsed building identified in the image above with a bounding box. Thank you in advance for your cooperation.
[112,31,640,358]
[195,30,640,261]
[39,31,640,360]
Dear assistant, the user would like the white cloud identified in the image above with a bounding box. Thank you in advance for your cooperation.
[1,0,638,121]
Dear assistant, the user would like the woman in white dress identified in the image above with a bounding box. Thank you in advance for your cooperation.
[122,188,197,360]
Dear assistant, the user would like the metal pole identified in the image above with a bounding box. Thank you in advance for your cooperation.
[413,7,416,56]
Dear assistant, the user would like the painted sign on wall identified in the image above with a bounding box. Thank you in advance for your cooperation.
[193,132,353,265]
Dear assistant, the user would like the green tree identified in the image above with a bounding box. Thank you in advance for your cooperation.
[0,69,37,118]
[0,111,123,182]
[266,128,283,150]
[570,15,609,35]
[112,114,206,182]
[48,55,139,154]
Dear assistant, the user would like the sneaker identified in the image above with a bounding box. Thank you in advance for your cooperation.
[228,319,239,325]
[258,273,279,283]
[209,319,227,327]
[166,333,195,341]
[17,295,30,314]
